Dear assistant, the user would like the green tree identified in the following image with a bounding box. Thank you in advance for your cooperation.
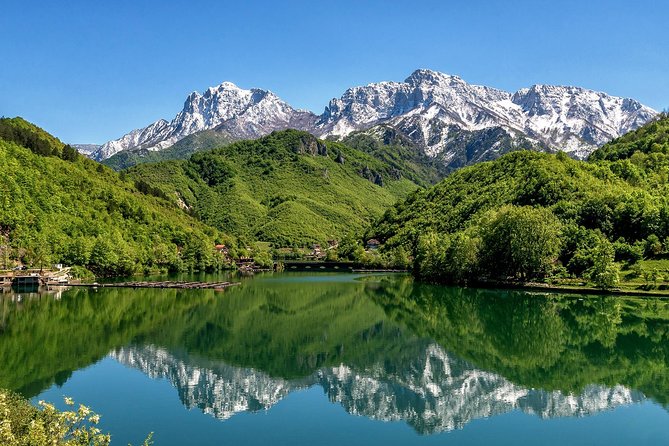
[337,234,365,261]
[481,206,562,280]
[586,237,620,289]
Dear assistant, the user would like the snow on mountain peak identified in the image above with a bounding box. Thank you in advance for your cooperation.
[93,82,315,160]
[95,70,657,163]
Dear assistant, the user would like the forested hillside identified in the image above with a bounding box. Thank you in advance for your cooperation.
[0,118,234,276]
[126,129,420,246]
[367,114,669,287]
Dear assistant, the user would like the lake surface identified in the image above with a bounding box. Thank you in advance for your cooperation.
[2,272,669,445]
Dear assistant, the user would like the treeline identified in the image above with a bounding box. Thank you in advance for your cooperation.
[0,119,237,277]
[367,115,669,287]
[0,117,78,161]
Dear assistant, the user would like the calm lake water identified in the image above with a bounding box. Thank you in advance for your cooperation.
[2,272,669,445]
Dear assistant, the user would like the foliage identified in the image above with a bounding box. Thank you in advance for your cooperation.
[585,236,620,288]
[0,390,111,446]
[369,135,669,286]
[479,206,561,279]
[125,130,420,247]
[0,117,72,160]
[0,123,235,276]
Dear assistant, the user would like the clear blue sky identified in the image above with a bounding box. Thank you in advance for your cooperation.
[1,0,667,144]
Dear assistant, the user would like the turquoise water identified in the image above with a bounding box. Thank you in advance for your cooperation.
[2,273,669,445]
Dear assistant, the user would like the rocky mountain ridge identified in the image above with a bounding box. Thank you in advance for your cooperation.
[94,70,656,168]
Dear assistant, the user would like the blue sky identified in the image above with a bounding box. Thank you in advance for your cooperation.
[1,0,667,143]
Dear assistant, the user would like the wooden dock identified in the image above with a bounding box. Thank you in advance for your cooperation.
[67,280,240,290]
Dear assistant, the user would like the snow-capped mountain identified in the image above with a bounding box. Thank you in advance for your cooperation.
[95,70,656,165]
[111,343,643,434]
[318,69,656,161]
[93,82,317,160]
[71,144,100,156]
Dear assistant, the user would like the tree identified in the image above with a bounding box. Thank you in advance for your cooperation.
[414,232,449,280]
[586,237,620,289]
[61,144,78,162]
[337,234,364,262]
[481,206,562,280]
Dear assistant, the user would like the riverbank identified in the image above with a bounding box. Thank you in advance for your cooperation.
[464,278,669,298]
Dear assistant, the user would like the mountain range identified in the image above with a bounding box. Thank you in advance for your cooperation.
[112,343,642,434]
[92,69,656,170]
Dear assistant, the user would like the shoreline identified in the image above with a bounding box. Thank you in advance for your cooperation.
[459,280,669,298]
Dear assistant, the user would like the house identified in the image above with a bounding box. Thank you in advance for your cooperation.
[214,244,229,255]
[308,244,325,259]
[366,239,381,250]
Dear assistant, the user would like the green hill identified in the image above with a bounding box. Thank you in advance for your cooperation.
[0,117,78,160]
[126,129,420,246]
[367,125,669,285]
[589,113,669,161]
[341,125,446,186]
[0,117,234,276]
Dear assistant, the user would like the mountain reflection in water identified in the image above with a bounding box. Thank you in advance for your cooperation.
[112,343,641,434]
[1,273,668,434]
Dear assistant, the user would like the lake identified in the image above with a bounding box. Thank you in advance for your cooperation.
[1,272,669,445]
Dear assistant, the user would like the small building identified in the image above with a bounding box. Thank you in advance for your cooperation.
[215,244,229,255]
[366,239,381,250]
[309,244,325,259]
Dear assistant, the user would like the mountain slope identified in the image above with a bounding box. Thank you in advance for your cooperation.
[0,118,232,276]
[97,70,655,170]
[589,112,669,161]
[126,129,418,246]
[367,146,669,284]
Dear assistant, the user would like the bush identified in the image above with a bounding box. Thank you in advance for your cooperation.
[613,238,644,264]
[0,390,111,446]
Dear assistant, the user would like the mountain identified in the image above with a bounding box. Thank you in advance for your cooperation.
[124,129,420,245]
[0,117,232,277]
[102,130,235,171]
[315,69,655,164]
[112,343,642,434]
[94,82,317,160]
[96,70,656,170]
[71,144,100,156]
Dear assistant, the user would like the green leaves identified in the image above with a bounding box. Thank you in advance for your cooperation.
[480,206,562,280]
[370,133,669,287]
[0,130,232,276]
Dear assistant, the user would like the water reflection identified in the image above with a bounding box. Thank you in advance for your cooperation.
[112,343,642,434]
[1,273,667,434]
